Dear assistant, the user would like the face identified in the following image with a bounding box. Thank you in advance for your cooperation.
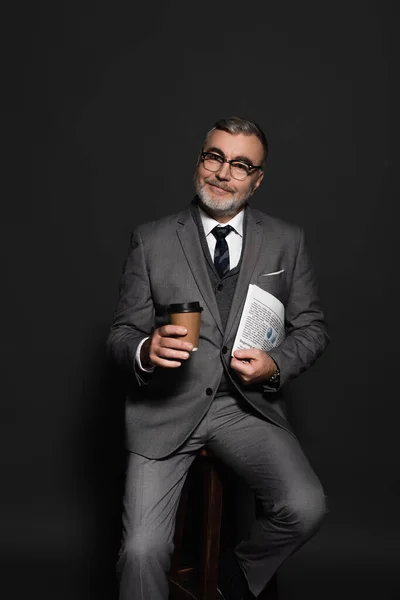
[194,129,265,222]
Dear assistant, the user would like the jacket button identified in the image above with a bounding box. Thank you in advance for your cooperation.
[217,284,223,291]
[206,388,213,396]
[222,346,228,354]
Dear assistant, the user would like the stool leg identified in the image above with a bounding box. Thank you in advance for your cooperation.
[199,459,223,600]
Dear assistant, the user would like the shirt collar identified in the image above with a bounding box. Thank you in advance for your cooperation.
[198,205,244,238]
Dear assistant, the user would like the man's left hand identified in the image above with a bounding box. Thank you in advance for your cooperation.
[230,348,278,385]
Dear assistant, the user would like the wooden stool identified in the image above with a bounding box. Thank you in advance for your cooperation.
[169,447,223,600]
[168,448,278,600]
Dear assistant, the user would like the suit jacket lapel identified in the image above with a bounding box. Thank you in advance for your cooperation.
[176,206,224,334]
[224,207,263,343]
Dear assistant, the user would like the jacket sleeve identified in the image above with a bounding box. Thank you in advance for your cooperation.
[265,227,329,390]
[106,228,155,385]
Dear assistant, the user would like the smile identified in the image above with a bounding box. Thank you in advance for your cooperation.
[207,182,233,194]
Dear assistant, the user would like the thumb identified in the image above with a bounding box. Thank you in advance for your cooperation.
[234,348,256,358]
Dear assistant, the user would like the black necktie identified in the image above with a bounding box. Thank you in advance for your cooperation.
[212,225,233,278]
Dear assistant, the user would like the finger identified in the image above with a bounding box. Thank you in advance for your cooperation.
[159,324,188,338]
[151,356,184,368]
[233,348,259,360]
[153,347,191,362]
[158,337,193,352]
[230,357,254,375]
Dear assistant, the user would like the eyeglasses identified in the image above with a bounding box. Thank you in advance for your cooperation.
[200,151,263,181]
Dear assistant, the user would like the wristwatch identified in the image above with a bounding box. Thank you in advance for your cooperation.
[268,367,280,384]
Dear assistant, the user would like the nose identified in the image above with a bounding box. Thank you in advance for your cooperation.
[216,161,231,181]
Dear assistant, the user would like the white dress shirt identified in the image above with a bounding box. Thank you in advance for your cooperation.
[136,207,245,371]
[198,206,244,270]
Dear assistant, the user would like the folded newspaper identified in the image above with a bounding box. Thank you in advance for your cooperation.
[232,284,285,355]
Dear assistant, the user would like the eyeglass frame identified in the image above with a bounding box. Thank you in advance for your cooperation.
[200,151,264,180]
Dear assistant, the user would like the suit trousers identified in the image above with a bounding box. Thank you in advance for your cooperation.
[117,394,327,599]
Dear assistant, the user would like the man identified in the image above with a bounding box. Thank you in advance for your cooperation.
[107,116,329,599]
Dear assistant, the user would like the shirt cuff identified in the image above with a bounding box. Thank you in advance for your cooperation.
[135,337,155,372]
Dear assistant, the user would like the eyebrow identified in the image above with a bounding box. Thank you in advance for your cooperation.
[204,146,254,165]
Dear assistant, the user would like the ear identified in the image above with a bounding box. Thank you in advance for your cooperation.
[252,170,264,193]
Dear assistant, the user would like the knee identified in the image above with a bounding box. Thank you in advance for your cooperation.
[293,483,327,538]
[119,529,172,568]
[285,483,327,540]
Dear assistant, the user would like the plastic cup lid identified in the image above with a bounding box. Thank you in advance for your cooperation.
[168,302,203,313]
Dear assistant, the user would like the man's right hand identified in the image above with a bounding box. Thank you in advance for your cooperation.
[140,325,193,369]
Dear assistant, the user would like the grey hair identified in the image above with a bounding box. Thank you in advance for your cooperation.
[204,116,268,163]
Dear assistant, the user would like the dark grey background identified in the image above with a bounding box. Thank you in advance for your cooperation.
[1,1,398,598]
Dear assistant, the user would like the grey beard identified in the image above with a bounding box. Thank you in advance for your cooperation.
[196,182,251,218]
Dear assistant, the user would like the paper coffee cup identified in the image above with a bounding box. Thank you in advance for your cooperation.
[168,302,203,351]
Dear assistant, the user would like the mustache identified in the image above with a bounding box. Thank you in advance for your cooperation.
[204,179,235,193]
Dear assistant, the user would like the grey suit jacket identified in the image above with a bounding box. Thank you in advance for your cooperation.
[107,200,329,458]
